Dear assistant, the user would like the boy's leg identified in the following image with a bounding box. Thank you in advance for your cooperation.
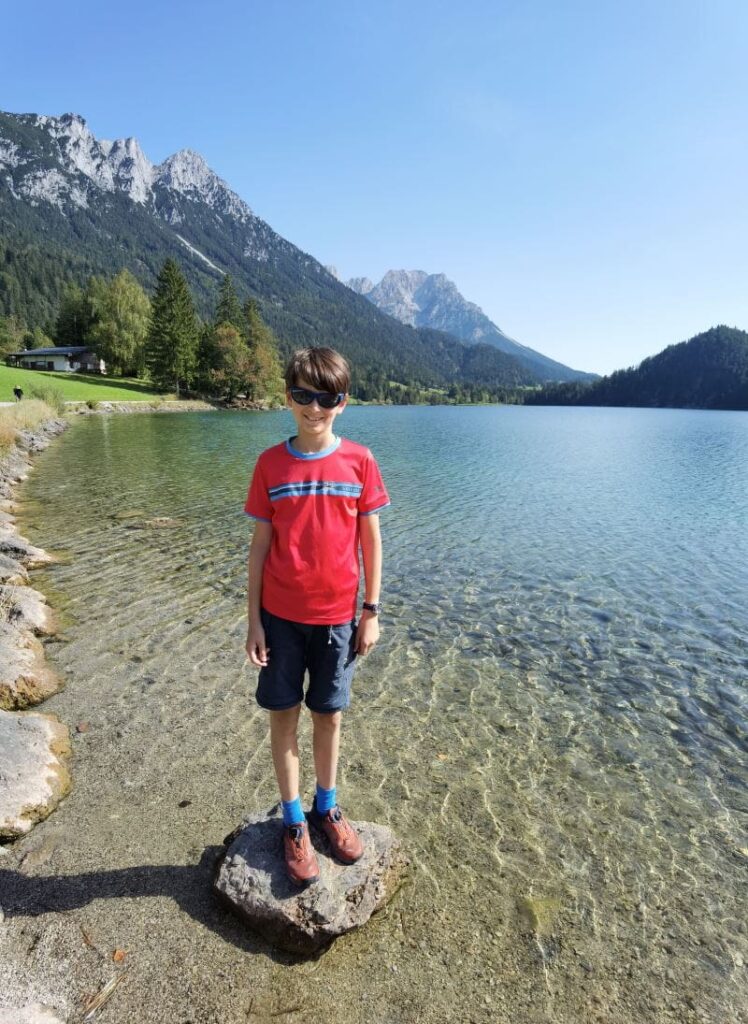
[311,709,342,792]
[309,709,363,863]
[269,704,319,885]
[269,705,302,808]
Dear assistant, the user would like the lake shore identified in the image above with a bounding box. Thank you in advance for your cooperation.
[1,404,745,1023]
[0,413,73,856]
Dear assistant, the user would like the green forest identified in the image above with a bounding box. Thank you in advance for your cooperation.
[523,326,748,411]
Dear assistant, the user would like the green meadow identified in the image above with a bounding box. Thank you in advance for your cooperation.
[0,365,167,403]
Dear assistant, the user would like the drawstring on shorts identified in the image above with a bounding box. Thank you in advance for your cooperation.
[327,625,333,646]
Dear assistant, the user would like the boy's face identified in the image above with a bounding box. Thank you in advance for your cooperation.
[286,376,347,440]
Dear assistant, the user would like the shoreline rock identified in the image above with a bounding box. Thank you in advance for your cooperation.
[214,807,408,954]
[0,418,71,842]
[0,708,72,841]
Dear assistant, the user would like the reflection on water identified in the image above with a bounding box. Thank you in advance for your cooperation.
[19,405,748,1023]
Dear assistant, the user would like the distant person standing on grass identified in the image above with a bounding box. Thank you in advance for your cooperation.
[13,386,23,402]
[244,346,390,886]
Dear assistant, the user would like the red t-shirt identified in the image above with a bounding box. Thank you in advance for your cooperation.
[244,436,390,624]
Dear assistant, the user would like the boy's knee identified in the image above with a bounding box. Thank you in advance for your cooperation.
[269,705,301,735]
[311,709,342,731]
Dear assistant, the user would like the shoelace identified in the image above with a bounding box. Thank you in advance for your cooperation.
[327,808,352,837]
[287,825,309,859]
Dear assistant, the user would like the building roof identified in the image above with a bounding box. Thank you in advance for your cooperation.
[8,347,95,357]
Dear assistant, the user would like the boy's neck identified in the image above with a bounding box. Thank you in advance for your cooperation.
[291,430,337,454]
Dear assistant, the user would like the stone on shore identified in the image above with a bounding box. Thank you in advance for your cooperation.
[0,1006,64,1024]
[214,807,407,954]
[0,709,71,841]
[0,624,62,710]
[0,529,52,568]
[0,552,28,584]
[0,585,57,635]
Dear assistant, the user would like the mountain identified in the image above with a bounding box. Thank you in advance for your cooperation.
[347,269,593,383]
[0,110,542,395]
[524,326,748,410]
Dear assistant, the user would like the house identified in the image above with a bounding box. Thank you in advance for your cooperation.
[5,347,106,374]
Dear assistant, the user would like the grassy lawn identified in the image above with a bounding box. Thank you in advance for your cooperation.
[0,365,168,403]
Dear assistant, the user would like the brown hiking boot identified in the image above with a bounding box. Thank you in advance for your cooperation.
[308,803,364,864]
[283,822,320,886]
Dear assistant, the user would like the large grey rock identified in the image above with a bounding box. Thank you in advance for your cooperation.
[0,623,62,711]
[0,709,71,841]
[0,530,52,568]
[214,808,407,954]
[0,553,28,584]
[0,585,57,635]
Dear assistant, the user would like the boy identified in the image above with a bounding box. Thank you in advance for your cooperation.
[244,347,389,886]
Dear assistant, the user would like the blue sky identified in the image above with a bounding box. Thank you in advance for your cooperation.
[3,0,748,374]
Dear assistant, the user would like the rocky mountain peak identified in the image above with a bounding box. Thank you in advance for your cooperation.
[345,267,590,381]
[0,110,252,220]
[154,148,251,221]
[346,276,374,295]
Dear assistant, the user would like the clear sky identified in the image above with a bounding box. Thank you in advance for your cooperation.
[3,0,748,374]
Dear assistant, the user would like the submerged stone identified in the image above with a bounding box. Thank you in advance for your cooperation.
[214,807,407,954]
[517,895,562,935]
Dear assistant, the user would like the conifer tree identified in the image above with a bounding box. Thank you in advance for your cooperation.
[214,274,243,331]
[146,259,199,395]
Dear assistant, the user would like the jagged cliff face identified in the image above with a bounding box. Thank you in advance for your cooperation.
[355,270,495,338]
[0,112,252,223]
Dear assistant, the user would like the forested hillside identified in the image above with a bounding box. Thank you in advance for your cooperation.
[524,326,748,410]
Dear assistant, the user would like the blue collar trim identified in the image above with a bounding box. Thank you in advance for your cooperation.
[286,435,342,460]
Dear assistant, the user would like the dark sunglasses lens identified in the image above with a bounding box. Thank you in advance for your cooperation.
[291,388,342,408]
[318,393,342,409]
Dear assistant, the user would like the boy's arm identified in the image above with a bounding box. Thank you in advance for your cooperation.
[356,513,382,656]
[246,520,273,666]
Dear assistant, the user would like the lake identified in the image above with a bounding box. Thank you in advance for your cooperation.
[11,404,748,1023]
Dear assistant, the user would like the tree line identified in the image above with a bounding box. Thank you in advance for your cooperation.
[1,259,284,403]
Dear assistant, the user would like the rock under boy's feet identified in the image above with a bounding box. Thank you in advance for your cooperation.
[283,821,320,886]
[308,802,364,863]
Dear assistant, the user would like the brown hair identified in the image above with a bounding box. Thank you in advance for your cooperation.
[284,347,350,394]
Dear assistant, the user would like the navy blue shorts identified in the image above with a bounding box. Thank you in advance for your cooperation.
[256,608,358,713]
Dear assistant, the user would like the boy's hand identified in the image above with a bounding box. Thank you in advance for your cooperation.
[246,622,270,667]
[355,611,380,656]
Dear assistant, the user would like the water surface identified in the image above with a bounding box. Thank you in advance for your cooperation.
[6,405,747,1023]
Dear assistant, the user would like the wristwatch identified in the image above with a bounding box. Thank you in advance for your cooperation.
[362,601,381,615]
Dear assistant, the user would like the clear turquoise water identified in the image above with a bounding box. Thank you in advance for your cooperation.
[17,405,748,1023]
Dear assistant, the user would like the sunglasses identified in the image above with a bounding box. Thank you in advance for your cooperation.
[289,387,345,409]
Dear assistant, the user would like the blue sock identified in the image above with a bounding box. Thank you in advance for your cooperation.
[315,783,337,814]
[281,796,305,826]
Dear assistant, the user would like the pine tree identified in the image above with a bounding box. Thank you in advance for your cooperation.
[146,260,199,395]
[214,274,243,331]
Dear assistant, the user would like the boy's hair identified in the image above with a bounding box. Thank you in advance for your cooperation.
[285,347,350,395]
